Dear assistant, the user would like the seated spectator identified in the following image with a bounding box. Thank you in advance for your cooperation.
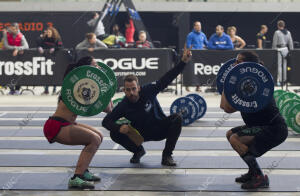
[37,26,63,95]
[125,18,135,47]
[102,24,126,48]
[3,22,29,56]
[135,30,153,48]
[37,26,63,55]
[3,23,29,95]
[227,26,246,49]
[257,25,268,49]
[0,28,6,50]
[76,33,107,51]
[208,25,233,50]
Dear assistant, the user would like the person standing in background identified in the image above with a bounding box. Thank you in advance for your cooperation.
[125,18,135,47]
[87,12,106,40]
[272,20,294,86]
[227,26,246,49]
[186,21,208,50]
[257,25,268,49]
[185,21,208,92]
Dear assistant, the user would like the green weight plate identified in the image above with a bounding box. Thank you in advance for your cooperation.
[97,62,117,98]
[287,104,300,134]
[277,92,300,108]
[274,89,286,102]
[61,66,111,116]
[280,99,300,127]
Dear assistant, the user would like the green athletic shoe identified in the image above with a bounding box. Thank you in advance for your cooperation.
[83,170,101,181]
[68,176,95,189]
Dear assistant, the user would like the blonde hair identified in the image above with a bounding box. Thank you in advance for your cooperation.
[227,26,236,35]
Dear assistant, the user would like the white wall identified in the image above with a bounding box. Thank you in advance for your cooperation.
[0,1,299,12]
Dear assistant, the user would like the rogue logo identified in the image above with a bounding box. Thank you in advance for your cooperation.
[96,58,159,70]
[194,63,220,75]
[0,57,54,76]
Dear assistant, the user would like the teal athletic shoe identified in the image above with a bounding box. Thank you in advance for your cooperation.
[68,176,95,189]
[83,170,101,181]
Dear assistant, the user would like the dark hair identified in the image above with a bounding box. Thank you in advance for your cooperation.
[92,12,98,17]
[238,51,264,65]
[124,74,139,85]
[11,23,19,28]
[63,56,94,78]
[239,51,259,63]
[86,33,96,40]
[216,25,224,31]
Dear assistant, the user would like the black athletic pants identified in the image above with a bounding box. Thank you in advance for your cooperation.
[110,114,182,156]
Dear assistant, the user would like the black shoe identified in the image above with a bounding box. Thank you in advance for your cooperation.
[235,172,252,183]
[130,146,145,164]
[161,155,177,166]
[41,91,49,95]
[241,174,269,189]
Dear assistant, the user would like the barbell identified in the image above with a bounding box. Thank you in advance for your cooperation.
[275,90,300,134]
[61,62,117,116]
[216,59,274,113]
[170,94,207,126]
[112,94,207,127]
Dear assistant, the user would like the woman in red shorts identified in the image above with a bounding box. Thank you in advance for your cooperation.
[43,56,112,189]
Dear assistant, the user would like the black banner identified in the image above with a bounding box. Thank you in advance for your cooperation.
[0,48,174,87]
[182,50,278,87]
[0,49,71,86]
[288,49,300,85]
[77,48,173,87]
[2,49,300,88]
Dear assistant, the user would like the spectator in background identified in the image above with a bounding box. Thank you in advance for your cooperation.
[3,23,29,56]
[3,23,29,95]
[125,18,135,47]
[0,28,6,50]
[186,21,208,49]
[135,31,153,48]
[87,12,106,40]
[0,28,7,50]
[102,24,126,48]
[208,25,233,50]
[37,26,63,95]
[185,21,208,92]
[257,25,268,49]
[272,20,294,86]
[76,33,107,51]
[227,26,246,49]
[37,27,63,54]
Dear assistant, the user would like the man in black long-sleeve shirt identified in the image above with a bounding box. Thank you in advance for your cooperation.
[102,48,192,166]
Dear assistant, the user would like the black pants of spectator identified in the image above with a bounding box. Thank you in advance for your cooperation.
[110,114,182,156]
[44,86,56,93]
[9,85,21,92]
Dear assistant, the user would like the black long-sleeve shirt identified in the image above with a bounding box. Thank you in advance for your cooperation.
[37,36,63,50]
[102,60,187,135]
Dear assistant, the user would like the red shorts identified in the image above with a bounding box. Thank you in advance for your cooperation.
[43,116,73,143]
